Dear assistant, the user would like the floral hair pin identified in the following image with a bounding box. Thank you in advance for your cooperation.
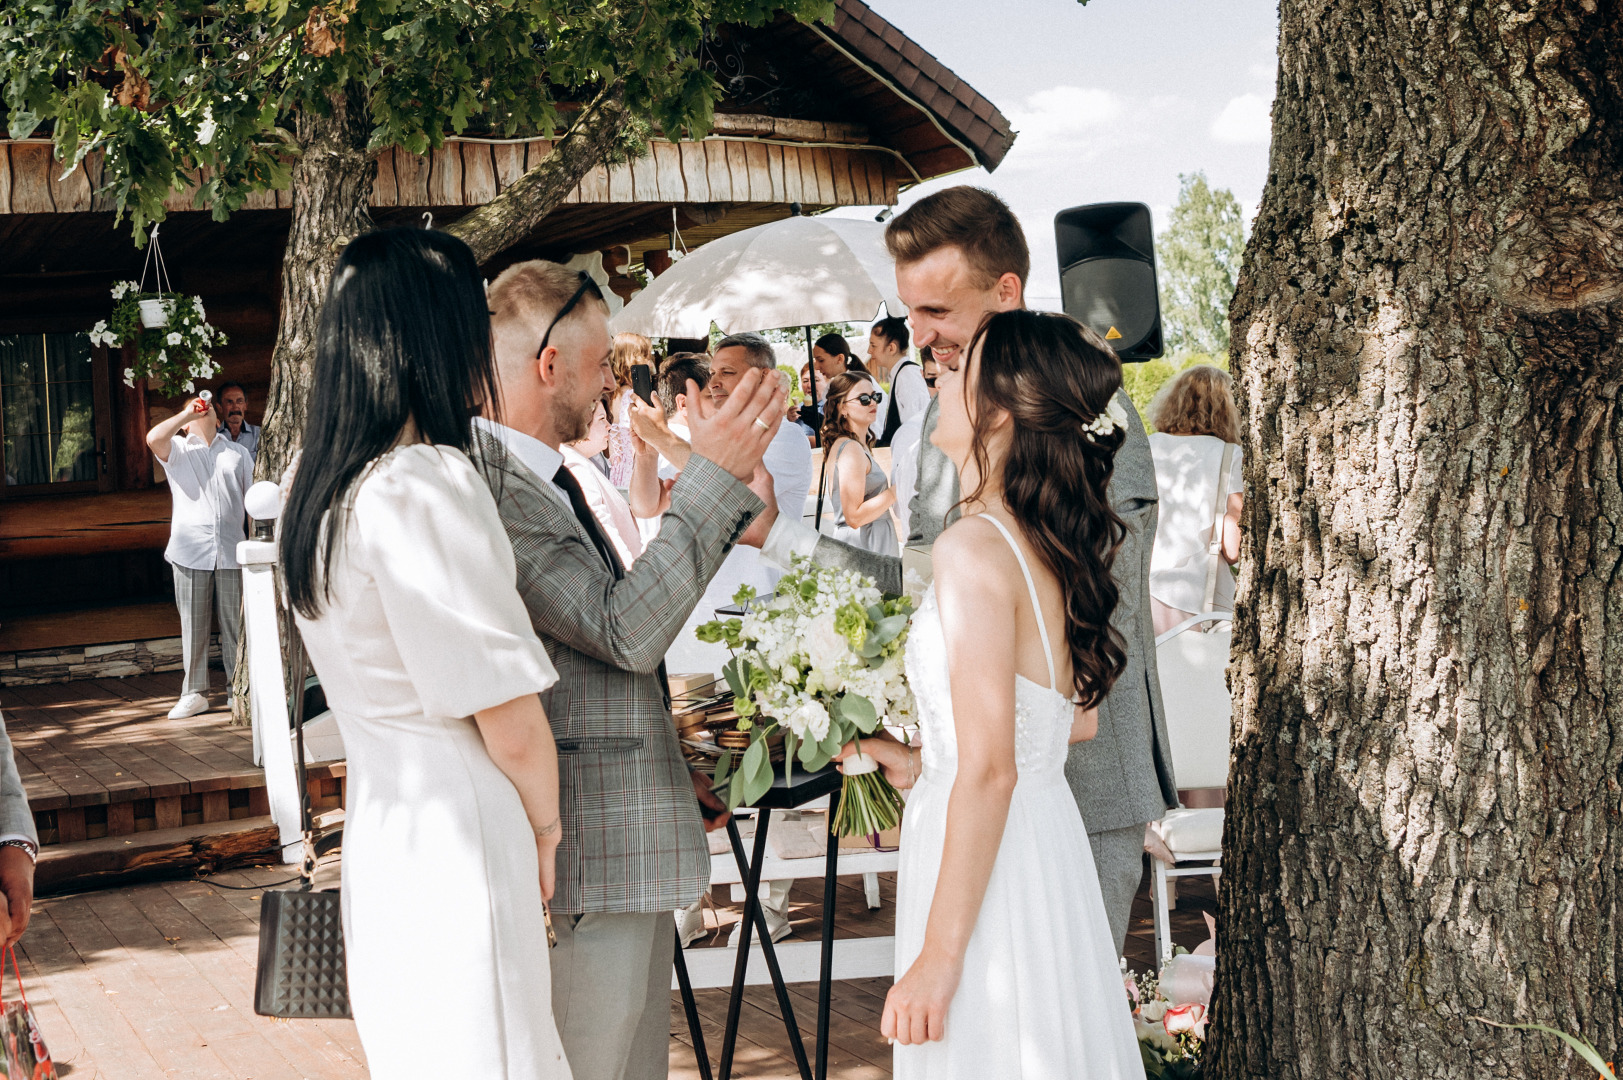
[1081,395,1129,442]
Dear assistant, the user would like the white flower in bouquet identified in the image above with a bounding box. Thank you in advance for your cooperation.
[695,556,917,837]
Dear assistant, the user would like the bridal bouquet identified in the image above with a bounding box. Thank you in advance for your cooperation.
[695,557,915,837]
[1125,960,1207,1078]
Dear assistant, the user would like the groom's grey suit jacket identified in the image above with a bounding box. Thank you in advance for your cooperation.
[806,393,1178,834]
[475,431,762,915]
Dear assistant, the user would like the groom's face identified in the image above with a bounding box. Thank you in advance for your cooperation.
[545,306,615,443]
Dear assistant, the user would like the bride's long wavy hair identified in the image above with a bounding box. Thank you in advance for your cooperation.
[960,310,1129,708]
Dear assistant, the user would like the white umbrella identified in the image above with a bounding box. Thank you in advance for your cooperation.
[612,214,904,337]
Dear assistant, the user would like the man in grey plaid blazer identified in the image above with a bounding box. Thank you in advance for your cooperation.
[750,187,1178,953]
[479,260,785,1080]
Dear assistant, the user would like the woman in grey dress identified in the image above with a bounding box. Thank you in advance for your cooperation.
[820,371,899,555]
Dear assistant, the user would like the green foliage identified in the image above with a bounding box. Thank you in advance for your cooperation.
[1473,1018,1618,1079]
[1,0,835,242]
[1157,172,1246,358]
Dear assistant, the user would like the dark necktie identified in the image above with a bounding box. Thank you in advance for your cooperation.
[553,464,623,580]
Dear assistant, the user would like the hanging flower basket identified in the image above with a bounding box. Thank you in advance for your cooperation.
[87,225,227,398]
[91,284,226,398]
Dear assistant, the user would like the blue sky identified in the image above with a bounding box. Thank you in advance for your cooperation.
[828,0,1280,310]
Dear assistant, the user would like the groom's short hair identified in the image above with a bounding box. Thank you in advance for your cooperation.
[885,186,1029,290]
[486,259,607,344]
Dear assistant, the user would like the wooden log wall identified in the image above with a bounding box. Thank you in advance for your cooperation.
[0,134,900,217]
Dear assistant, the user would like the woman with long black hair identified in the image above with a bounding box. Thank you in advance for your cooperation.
[837,310,1143,1077]
[280,229,572,1079]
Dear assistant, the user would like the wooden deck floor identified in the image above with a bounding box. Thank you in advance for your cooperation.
[17,863,1215,1079]
[0,675,341,851]
[4,674,1219,1078]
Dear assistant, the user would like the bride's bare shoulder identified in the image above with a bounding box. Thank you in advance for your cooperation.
[931,516,1021,595]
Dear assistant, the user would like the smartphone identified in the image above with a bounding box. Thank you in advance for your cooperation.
[631,365,655,406]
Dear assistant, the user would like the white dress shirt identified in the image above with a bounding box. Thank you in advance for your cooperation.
[472,417,569,507]
[888,414,925,541]
[661,418,814,675]
[163,431,254,571]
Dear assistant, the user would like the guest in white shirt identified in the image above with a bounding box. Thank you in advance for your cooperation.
[866,316,929,447]
[1145,364,1244,636]
[640,335,813,678]
[217,382,260,462]
[563,398,645,567]
[146,394,254,719]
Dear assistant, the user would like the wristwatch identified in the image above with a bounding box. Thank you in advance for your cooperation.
[0,840,37,864]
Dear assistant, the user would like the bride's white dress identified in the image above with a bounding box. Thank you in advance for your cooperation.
[894,515,1145,1079]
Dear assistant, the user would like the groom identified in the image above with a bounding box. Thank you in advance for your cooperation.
[477,260,785,1080]
[750,186,1178,952]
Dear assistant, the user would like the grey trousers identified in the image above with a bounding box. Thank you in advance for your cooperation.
[551,910,675,1080]
[172,564,241,696]
[1090,822,1148,957]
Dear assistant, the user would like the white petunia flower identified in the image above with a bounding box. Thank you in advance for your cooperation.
[122,368,136,387]
[196,107,217,146]
[166,332,182,346]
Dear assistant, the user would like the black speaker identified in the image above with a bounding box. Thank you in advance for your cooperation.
[1054,202,1163,362]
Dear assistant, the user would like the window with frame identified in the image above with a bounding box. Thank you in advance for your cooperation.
[1,332,111,493]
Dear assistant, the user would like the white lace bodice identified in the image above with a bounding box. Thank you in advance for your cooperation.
[905,579,1074,783]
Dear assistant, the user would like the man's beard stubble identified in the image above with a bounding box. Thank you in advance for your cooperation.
[551,393,596,444]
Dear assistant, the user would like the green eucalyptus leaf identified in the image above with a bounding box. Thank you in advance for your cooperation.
[836,694,878,733]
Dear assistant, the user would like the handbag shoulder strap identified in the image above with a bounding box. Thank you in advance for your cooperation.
[1201,442,1238,614]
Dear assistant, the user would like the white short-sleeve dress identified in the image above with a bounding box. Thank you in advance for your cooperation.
[293,444,571,1080]
[1147,432,1244,615]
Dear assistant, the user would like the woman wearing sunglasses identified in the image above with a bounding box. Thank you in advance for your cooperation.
[820,372,899,555]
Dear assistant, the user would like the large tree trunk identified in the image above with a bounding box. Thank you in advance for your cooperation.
[230,85,375,724]
[1214,2,1623,1078]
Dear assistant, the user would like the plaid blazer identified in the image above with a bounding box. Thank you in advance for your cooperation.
[474,431,762,914]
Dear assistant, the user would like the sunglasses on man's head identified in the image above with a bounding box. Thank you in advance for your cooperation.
[853,391,884,407]
[536,271,605,360]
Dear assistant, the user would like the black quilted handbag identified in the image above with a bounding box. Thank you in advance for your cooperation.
[253,626,352,1019]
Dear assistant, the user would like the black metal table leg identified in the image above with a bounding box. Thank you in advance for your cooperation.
[718,812,813,1080]
[815,789,841,1080]
[673,926,713,1080]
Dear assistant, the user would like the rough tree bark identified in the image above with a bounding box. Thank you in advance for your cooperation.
[230,84,375,724]
[1214,2,1623,1078]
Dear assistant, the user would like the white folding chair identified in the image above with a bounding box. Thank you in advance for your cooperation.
[1150,611,1232,963]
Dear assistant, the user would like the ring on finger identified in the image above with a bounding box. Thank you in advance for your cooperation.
[753,417,771,432]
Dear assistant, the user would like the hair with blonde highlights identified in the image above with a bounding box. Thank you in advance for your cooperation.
[612,332,654,389]
[1148,364,1240,444]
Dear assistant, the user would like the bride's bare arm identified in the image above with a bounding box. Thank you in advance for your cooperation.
[882,521,1020,1047]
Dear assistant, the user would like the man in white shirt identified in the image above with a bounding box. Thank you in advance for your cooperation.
[657,334,811,676]
[147,395,254,720]
[217,382,260,461]
[867,316,929,447]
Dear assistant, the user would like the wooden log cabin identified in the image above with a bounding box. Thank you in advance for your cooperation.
[0,0,1013,687]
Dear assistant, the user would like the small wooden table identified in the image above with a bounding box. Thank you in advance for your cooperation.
[673,765,846,1080]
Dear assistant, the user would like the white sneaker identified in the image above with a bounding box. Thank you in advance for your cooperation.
[677,902,707,948]
[167,693,210,719]
[727,904,793,947]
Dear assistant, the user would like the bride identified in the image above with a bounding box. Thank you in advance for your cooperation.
[840,309,1144,1078]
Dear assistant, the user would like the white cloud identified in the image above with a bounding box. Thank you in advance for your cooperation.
[1211,93,1273,145]
[1000,86,1134,171]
